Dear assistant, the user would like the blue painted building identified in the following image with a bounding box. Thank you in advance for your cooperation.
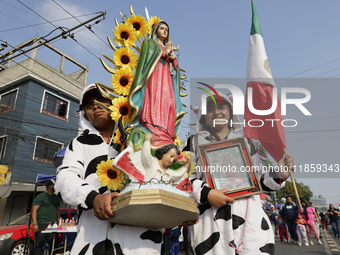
[0,37,88,224]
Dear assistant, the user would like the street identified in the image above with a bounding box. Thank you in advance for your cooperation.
[276,228,340,255]
[177,227,340,255]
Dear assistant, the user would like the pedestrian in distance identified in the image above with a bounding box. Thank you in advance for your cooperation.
[269,205,279,238]
[277,212,289,243]
[319,211,328,230]
[279,197,286,211]
[170,227,181,255]
[327,203,340,238]
[311,202,321,237]
[31,179,60,255]
[295,213,309,246]
[281,196,298,243]
[298,199,322,245]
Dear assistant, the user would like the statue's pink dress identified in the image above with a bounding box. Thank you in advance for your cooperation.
[139,45,178,149]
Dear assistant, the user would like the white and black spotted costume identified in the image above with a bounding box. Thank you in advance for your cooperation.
[55,84,162,255]
[183,93,286,255]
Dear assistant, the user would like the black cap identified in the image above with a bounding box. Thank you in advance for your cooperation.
[82,86,103,106]
[79,86,107,111]
[46,179,55,187]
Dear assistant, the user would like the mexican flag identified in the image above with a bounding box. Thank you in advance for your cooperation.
[244,0,286,163]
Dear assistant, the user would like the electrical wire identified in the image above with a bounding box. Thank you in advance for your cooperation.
[51,0,110,48]
[14,1,103,58]
[17,0,57,29]
[0,0,40,18]
[0,13,100,33]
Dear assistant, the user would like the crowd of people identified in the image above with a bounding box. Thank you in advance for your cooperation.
[265,196,340,248]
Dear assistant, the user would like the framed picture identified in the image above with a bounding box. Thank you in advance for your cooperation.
[197,137,263,199]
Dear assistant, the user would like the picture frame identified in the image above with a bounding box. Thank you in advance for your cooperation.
[197,137,263,199]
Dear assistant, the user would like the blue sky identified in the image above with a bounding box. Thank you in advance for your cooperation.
[1,0,339,207]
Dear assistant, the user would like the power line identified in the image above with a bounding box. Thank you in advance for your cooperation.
[278,57,340,80]
[0,12,108,50]
[0,10,105,64]
[51,0,110,48]
[16,0,101,60]
[0,14,97,33]
[17,0,58,29]
[0,13,100,33]
[0,0,40,18]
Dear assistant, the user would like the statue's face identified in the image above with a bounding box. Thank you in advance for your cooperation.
[157,24,168,41]
[161,148,178,167]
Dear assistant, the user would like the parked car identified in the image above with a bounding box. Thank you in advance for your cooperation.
[0,208,77,255]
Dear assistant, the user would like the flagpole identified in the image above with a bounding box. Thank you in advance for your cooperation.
[283,148,302,211]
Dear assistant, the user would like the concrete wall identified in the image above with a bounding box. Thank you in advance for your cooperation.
[0,58,85,98]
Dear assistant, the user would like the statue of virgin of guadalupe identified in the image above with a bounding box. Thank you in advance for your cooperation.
[128,21,186,150]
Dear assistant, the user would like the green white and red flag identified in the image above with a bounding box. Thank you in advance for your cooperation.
[244,0,286,163]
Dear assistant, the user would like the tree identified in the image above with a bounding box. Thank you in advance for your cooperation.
[255,142,313,203]
[277,180,313,202]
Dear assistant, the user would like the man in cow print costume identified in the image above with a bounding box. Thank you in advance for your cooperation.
[55,84,163,255]
[183,93,295,255]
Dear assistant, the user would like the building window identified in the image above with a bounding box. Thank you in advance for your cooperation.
[0,89,17,114]
[0,136,7,160]
[34,137,63,164]
[42,91,69,121]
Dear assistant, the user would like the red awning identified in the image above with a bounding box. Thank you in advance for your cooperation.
[260,193,269,200]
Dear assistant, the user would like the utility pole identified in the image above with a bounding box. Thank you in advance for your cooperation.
[0,11,106,64]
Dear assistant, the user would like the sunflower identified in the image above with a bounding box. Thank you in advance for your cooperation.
[109,96,132,124]
[96,159,126,190]
[181,151,195,177]
[112,129,122,145]
[126,15,148,38]
[113,22,137,47]
[174,135,181,147]
[113,47,138,70]
[112,67,134,96]
[148,16,162,33]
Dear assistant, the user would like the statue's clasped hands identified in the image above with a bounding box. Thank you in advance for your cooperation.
[166,41,176,60]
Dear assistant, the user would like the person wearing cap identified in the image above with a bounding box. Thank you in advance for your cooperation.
[31,179,60,255]
[55,84,164,255]
[280,197,286,210]
[182,92,295,254]
[269,205,279,238]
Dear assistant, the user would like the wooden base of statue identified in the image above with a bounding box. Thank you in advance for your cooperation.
[109,189,199,228]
